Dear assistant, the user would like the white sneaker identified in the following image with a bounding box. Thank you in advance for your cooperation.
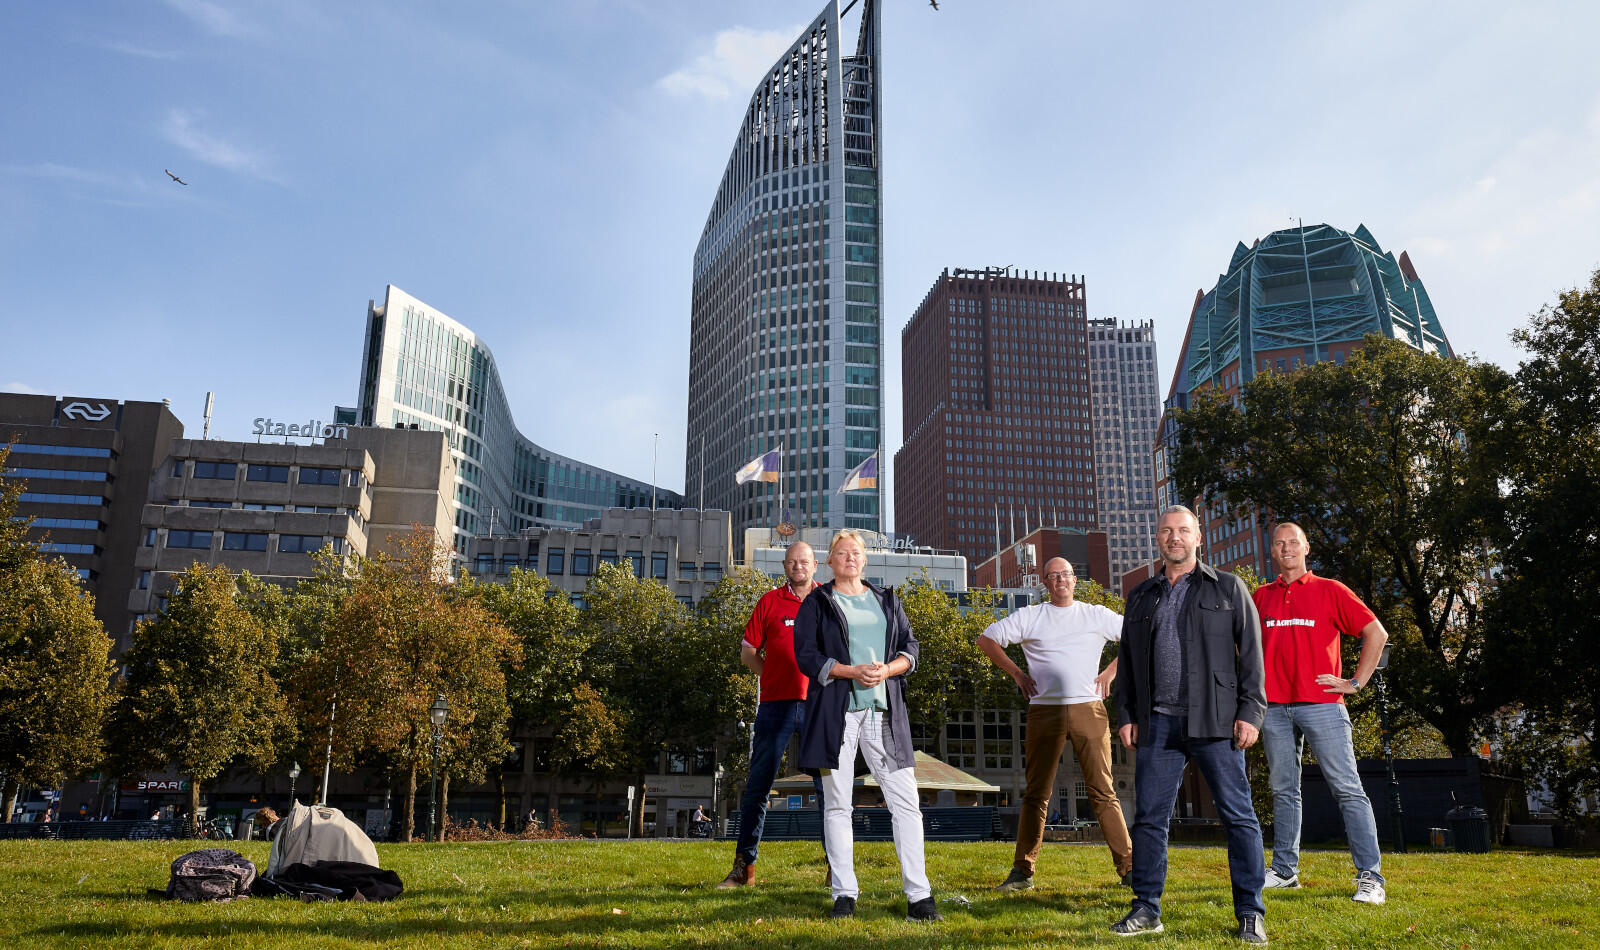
[1352,875,1386,905]
[1263,868,1300,889]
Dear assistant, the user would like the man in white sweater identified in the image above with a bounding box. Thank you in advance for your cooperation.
[979,557,1132,891]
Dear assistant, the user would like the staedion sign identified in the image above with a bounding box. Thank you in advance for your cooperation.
[253,417,349,440]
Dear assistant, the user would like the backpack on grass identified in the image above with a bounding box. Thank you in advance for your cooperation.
[163,848,257,902]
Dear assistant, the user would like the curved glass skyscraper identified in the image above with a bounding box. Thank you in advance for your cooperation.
[357,285,680,555]
[686,0,883,540]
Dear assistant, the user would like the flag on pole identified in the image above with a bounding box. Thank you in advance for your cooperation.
[735,449,781,484]
[838,451,879,492]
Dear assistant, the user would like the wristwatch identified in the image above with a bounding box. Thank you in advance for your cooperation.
[1348,678,1362,691]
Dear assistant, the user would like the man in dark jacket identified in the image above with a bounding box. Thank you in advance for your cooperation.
[1110,505,1268,945]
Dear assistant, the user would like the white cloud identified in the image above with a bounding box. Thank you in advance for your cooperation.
[91,38,182,60]
[162,0,256,38]
[161,109,282,183]
[657,24,804,101]
[3,382,45,395]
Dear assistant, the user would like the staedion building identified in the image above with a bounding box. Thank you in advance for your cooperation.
[1,393,183,652]
[894,267,1097,579]
[1088,319,1160,594]
[356,285,682,557]
[685,0,885,539]
[128,426,456,625]
[1144,222,1453,585]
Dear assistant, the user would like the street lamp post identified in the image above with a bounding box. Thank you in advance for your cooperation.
[427,693,449,843]
[1373,645,1407,853]
[287,761,301,810]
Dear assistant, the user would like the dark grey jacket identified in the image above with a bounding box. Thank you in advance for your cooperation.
[1113,561,1266,740]
[793,581,920,772]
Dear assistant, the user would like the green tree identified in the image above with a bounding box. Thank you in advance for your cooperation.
[579,562,740,836]
[287,530,518,841]
[1173,335,1515,754]
[690,566,768,801]
[0,459,116,822]
[465,567,582,825]
[107,564,289,832]
[897,573,1012,746]
[1484,268,1600,815]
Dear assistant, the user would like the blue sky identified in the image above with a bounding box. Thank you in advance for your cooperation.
[5,1,1599,525]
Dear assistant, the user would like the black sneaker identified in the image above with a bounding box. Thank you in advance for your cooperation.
[1237,914,1268,945]
[906,896,943,922]
[828,896,856,919]
[1111,906,1163,936]
[994,868,1034,892]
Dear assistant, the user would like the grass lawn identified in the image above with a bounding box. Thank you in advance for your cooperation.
[0,839,1593,948]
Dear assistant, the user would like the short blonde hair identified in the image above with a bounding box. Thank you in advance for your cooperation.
[827,529,867,560]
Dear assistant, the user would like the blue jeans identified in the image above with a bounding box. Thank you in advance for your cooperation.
[1129,712,1266,920]
[1262,702,1383,883]
[736,700,825,864]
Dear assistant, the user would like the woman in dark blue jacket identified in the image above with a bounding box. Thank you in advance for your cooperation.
[793,530,940,923]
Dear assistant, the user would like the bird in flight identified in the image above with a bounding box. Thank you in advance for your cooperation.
[929,0,938,8]
[165,169,188,186]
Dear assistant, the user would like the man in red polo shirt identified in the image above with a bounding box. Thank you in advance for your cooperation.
[1253,522,1390,905]
[717,541,827,888]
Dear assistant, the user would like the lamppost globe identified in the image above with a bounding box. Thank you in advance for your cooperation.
[431,694,450,727]
[287,761,301,810]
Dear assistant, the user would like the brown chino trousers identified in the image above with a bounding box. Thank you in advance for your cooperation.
[1014,700,1133,877]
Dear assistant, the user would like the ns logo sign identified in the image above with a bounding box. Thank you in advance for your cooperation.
[62,400,113,422]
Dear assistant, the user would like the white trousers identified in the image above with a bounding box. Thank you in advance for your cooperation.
[820,707,930,901]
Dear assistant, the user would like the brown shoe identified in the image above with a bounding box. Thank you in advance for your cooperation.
[716,857,755,888]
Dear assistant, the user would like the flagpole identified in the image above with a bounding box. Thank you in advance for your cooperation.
[698,436,704,513]
[776,439,784,528]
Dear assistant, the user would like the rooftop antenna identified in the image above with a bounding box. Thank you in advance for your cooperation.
[202,392,214,440]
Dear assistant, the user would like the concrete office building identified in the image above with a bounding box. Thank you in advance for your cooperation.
[1155,223,1453,576]
[686,0,885,539]
[467,507,734,607]
[128,427,456,623]
[894,267,1097,580]
[356,285,681,557]
[1088,319,1160,594]
[1,393,184,651]
[742,526,967,591]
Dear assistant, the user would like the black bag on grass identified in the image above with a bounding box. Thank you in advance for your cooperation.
[250,860,404,902]
[163,848,257,902]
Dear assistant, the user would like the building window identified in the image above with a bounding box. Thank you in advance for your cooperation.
[242,503,286,511]
[502,554,520,570]
[945,710,977,769]
[702,563,723,581]
[278,534,322,553]
[547,550,565,574]
[627,551,643,577]
[167,530,213,550]
[193,462,236,480]
[247,464,290,483]
[143,528,157,547]
[475,554,495,574]
[298,467,342,486]
[679,562,697,578]
[598,549,618,567]
[571,552,593,576]
[983,710,1014,770]
[171,460,185,477]
[651,553,668,579]
[223,532,269,552]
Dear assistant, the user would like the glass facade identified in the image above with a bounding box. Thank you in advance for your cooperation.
[356,285,681,555]
[686,0,883,539]
[1154,223,1454,577]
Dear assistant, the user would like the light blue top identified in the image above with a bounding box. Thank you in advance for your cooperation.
[833,589,889,711]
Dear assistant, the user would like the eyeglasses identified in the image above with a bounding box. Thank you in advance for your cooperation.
[1043,571,1075,582]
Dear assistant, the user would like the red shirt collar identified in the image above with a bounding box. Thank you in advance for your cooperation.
[1272,569,1317,588]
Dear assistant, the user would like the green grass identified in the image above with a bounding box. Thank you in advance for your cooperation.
[0,839,1593,948]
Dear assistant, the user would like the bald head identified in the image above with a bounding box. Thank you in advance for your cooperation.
[783,542,817,591]
[1269,522,1310,579]
[1042,557,1077,606]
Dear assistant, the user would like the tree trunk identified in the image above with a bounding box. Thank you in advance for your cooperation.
[188,781,201,837]
[633,772,647,838]
[439,771,451,841]
[402,766,417,842]
[1,775,18,823]
[495,771,506,830]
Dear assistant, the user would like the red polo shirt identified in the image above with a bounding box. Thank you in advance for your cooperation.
[743,584,810,702]
[1252,571,1376,704]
